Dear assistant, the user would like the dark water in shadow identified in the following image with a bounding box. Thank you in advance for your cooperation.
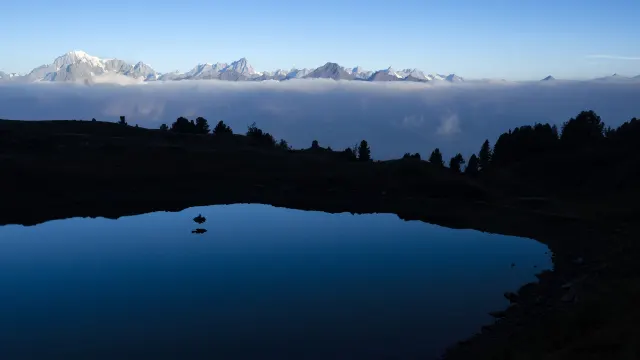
[0,204,552,360]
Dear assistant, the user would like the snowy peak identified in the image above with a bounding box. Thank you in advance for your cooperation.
[226,57,255,76]
[426,74,446,81]
[402,69,429,82]
[17,50,161,82]
[369,69,402,82]
[304,62,354,80]
[53,50,105,70]
[68,50,92,58]
[366,67,462,83]
[254,69,288,81]
[445,74,463,82]
[350,66,373,79]
[404,68,427,80]
[382,67,401,78]
[183,62,227,79]
[128,62,158,80]
[286,68,311,79]
[170,58,255,80]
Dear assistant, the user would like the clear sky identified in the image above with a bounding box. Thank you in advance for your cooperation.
[1,0,638,80]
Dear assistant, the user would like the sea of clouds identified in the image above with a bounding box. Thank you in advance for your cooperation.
[1,79,639,159]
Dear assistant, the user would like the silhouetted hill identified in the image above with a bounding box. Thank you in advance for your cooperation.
[2,111,640,228]
[0,119,488,226]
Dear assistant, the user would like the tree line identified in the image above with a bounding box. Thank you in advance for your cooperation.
[119,110,639,176]
[402,110,640,177]
[152,116,373,162]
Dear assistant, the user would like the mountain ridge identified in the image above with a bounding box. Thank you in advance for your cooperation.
[3,50,640,84]
[1,50,465,84]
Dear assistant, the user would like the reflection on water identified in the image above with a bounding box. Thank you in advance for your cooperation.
[0,204,552,360]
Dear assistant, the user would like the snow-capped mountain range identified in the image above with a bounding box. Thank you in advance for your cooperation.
[0,50,466,84]
[2,51,639,84]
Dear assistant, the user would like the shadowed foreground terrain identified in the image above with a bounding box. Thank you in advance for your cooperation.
[1,115,640,359]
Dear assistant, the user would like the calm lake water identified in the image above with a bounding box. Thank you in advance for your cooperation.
[0,204,552,360]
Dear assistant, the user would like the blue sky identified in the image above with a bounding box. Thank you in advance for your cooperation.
[1,0,638,80]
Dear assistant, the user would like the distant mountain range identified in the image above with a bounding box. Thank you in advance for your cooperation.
[538,74,640,82]
[1,51,639,84]
[0,50,466,84]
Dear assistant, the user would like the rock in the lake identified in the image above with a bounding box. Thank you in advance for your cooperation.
[192,228,207,234]
[193,214,206,224]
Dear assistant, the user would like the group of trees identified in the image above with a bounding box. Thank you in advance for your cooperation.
[157,117,361,156]
[396,139,490,175]
[158,117,234,136]
[402,153,421,160]
[443,110,640,179]
[155,113,497,171]
[491,123,558,166]
[437,140,488,175]
[213,120,233,135]
[483,110,612,169]
[246,122,277,147]
[383,111,590,175]
[310,139,371,162]
[158,117,212,135]
[143,110,633,180]
[408,110,628,177]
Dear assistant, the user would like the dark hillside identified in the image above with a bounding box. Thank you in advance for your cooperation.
[0,119,487,226]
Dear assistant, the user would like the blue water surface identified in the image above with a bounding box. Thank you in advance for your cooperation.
[0,204,552,360]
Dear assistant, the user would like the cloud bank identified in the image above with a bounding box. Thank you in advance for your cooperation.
[1,80,639,159]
